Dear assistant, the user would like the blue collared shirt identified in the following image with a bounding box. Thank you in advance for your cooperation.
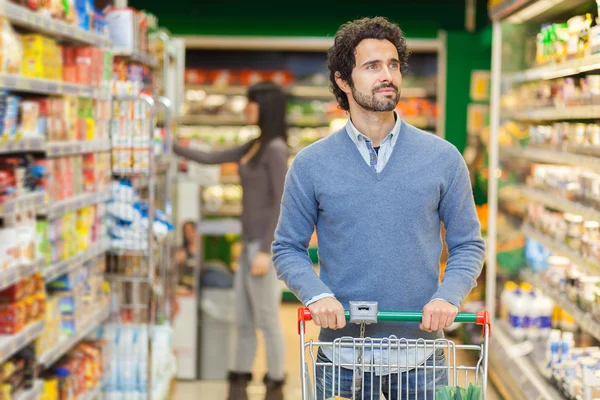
[345,112,401,173]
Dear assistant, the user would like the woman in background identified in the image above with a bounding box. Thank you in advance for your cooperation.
[174,81,288,400]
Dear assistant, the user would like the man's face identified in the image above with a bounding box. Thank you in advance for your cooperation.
[345,39,402,112]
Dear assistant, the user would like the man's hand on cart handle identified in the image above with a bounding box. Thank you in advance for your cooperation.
[308,297,347,330]
[420,300,459,332]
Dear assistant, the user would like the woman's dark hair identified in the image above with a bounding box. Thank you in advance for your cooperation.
[246,81,288,163]
[327,17,410,111]
[182,221,196,248]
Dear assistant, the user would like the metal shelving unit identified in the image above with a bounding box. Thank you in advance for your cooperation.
[41,189,111,219]
[519,186,600,222]
[511,105,600,121]
[0,74,111,99]
[43,240,109,282]
[501,146,600,173]
[504,52,600,83]
[0,320,44,364]
[38,304,109,367]
[46,140,111,157]
[186,84,434,99]
[487,1,600,398]
[113,49,159,68]
[0,137,45,155]
[0,191,45,218]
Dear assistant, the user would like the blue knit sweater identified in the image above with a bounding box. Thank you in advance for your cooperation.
[272,122,486,343]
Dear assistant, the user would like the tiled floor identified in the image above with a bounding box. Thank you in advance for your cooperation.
[173,303,501,399]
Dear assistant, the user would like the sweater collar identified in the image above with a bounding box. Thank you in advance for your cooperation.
[346,111,402,148]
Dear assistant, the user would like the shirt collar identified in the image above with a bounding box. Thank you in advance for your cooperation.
[346,111,402,148]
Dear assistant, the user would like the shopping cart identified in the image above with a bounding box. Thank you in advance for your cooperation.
[298,302,491,400]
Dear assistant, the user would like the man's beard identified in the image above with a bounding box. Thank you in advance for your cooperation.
[351,83,400,112]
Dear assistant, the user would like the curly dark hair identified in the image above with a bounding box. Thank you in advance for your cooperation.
[327,17,410,111]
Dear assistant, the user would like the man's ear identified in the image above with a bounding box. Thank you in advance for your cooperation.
[335,72,351,94]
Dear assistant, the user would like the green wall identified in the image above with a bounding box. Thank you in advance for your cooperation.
[445,27,492,153]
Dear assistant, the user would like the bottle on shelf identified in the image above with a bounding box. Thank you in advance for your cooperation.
[520,283,535,340]
[509,284,526,340]
[538,292,554,339]
[500,281,517,323]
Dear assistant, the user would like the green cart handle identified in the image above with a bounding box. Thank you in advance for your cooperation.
[297,308,491,335]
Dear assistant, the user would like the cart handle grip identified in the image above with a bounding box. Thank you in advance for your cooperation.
[297,308,490,334]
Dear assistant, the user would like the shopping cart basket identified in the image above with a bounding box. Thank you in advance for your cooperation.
[298,302,491,400]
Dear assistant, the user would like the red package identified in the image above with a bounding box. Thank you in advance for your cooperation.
[0,301,25,323]
[76,47,93,85]
[210,69,233,86]
[63,47,76,66]
[0,281,28,303]
[185,69,208,85]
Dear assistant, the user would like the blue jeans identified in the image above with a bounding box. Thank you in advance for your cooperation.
[315,348,448,400]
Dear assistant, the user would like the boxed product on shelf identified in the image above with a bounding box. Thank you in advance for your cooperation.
[0,18,23,75]
[0,274,45,334]
[21,34,63,81]
[35,295,60,357]
[184,68,294,87]
[40,339,107,400]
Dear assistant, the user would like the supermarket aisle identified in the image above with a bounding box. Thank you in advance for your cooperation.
[174,303,501,399]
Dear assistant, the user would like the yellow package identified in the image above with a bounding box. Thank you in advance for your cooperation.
[42,378,59,400]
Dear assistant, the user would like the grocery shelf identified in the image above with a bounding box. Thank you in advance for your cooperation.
[200,218,242,235]
[0,74,111,99]
[509,105,600,121]
[564,143,600,157]
[0,258,43,292]
[490,0,589,23]
[522,223,600,275]
[41,189,111,219]
[488,322,563,400]
[177,113,333,127]
[0,320,44,364]
[0,191,45,218]
[501,146,600,173]
[44,240,109,282]
[202,205,242,218]
[38,303,110,367]
[519,186,600,222]
[0,1,111,47]
[46,140,111,157]
[0,137,44,155]
[504,53,600,83]
[15,380,43,400]
[521,269,600,341]
[186,84,433,99]
[113,48,159,68]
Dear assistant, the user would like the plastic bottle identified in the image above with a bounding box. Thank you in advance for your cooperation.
[538,293,554,339]
[546,329,562,376]
[510,285,527,340]
[528,289,542,341]
[500,281,517,323]
[561,331,575,362]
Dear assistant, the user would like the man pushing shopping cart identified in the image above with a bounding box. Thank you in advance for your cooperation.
[271,17,487,400]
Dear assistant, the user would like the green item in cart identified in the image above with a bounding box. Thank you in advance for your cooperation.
[436,383,481,400]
